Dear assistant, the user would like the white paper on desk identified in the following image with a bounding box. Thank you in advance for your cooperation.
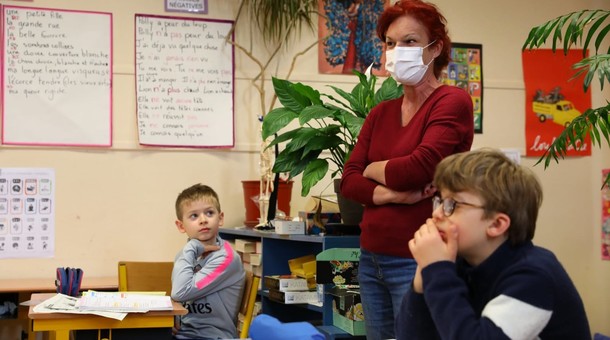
[33,293,127,320]
[77,291,173,312]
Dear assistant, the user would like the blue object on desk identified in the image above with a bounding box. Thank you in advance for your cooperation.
[249,314,324,340]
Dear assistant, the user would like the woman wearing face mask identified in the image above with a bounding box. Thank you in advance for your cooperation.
[340,1,474,339]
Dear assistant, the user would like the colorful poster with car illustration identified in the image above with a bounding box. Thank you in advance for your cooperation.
[440,43,483,133]
[603,169,610,261]
[522,49,591,157]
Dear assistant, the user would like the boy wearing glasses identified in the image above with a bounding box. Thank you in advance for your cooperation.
[395,149,590,339]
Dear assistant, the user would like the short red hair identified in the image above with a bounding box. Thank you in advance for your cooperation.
[377,0,450,78]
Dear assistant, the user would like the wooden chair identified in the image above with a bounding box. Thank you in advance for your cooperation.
[238,271,260,339]
[117,261,174,295]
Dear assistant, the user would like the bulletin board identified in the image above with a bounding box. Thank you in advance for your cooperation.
[2,6,113,146]
[135,14,234,148]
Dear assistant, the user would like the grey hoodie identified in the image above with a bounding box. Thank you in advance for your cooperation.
[172,236,245,339]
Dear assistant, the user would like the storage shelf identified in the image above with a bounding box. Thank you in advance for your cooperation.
[220,227,361,340]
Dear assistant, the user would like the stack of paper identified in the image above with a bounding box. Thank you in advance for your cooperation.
[76,291,173,312]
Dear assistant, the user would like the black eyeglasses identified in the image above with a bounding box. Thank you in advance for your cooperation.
[432,195,485,217]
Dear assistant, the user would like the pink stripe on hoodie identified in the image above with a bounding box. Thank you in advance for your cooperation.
[196,242,234,289]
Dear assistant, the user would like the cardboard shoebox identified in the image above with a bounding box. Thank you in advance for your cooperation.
[267,288,320,304]
[264,275,316,292]
[316,248,360,285]
[272,219,305,235]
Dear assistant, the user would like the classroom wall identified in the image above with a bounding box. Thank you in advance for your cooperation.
[1,0,609,335]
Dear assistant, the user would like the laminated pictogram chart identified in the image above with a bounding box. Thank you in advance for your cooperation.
[0,168,55,259]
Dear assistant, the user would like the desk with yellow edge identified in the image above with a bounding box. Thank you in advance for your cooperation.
[28,293,187,340]
[0,276,117,340]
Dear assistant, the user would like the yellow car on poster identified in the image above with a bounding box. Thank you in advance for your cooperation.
[532,100,581,127]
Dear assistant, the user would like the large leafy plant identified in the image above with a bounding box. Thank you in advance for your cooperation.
[261,69,403,196]
[523,9,610,184]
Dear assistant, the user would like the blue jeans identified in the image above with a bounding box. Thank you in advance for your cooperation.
[358,249,416,340]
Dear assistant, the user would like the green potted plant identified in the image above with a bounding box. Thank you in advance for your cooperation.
[261,67,403,198]
[523,9,610,185]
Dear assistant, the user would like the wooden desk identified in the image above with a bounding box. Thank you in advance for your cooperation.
[0,277,117,340]
[28,293,187,340]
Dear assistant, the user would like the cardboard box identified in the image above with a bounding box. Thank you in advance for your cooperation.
[267,288,320,304]
[250,253,262,266]
[264,275,316,291]
[303,195,340,213]
[329,286,364,321]
[235,239,256,253]
[316,248,360,285]
[251,264,263,277]
[288,254,316,279]
[333,311,366,336]
[255,241,262,253]
[298,211,342,234]
[239,251,252,263]
[272,219,305,235]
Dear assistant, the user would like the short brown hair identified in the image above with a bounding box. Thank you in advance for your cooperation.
[377,0,451,78]
[433,149,543,245]
[175,184,221,220]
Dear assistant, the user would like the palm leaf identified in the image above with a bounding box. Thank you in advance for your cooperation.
[536,104,610,168]
[247,0,317,45]
[523,10,610,55]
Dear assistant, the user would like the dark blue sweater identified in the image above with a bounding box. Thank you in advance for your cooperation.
[395,240,590,339]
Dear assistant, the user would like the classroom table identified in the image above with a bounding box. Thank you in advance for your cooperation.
[28,293,187,340]
[0,276,117,340]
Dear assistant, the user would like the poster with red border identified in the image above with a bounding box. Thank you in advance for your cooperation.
[2,6,112,147]
[522,49,591,157]
[602,169,610,260]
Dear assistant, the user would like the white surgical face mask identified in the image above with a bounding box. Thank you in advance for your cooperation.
[385,41,435,86]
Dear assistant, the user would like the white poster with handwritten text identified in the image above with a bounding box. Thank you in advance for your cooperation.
[2,6,112,147]
[0,168,55,259]
[135,15,234,148]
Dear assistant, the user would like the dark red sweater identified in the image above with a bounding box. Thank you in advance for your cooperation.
[341,85,474,258]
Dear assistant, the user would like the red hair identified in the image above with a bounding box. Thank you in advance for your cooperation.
[377,0,450,78]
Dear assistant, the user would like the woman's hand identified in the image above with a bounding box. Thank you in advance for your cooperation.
[372,183,436,205]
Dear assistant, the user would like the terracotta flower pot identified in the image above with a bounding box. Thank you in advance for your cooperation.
[241,180,293,227]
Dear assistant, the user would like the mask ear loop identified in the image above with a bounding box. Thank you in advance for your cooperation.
[424,40,437,49]
[424,40,439,66]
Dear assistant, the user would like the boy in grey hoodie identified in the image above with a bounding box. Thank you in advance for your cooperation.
[172,184,245,340]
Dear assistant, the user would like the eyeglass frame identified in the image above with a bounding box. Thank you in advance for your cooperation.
[432,194,485,217]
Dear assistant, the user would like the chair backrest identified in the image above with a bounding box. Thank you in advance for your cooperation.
[118,261,174,295]
[239,271,260,339]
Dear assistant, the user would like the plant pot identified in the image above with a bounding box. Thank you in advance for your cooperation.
[334,179,364,227]
[242,180,293,227]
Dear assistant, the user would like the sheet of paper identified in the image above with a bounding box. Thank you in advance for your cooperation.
[33,293,127,320]
[77,291,173,312]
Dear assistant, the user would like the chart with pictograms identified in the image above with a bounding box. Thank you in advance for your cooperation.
[0,168,55,259]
